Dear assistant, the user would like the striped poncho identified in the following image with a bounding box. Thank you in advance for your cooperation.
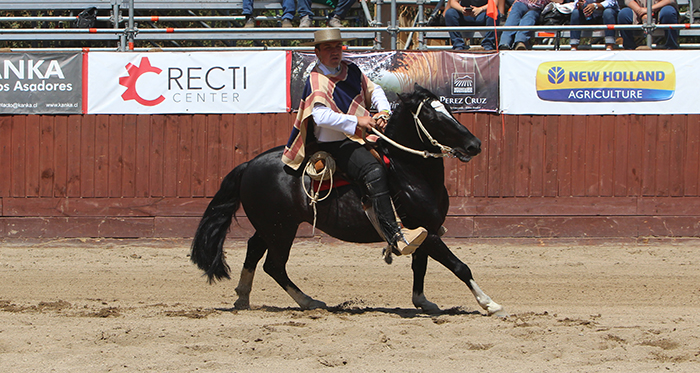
[282,60,377,170]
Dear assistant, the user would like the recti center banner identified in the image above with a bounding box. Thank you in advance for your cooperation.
[87,51,288,114]
[290,51,499,113]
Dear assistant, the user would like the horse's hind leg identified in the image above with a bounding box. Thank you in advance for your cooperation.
[261,226,326,310]
[234,232,268,309]
[421,235,506,316]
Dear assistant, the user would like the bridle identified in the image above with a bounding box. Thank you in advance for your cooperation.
[369,98,456,159]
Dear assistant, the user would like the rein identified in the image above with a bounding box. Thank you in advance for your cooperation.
[370,99,455,159]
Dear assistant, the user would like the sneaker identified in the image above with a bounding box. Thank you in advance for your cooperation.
[514,42,527,50]
[299,15,312,28]
[328,15,343,28]
[636,45,652,50]
[395,227,428,256]
[498,44,510,50]
[282,19,292,28]
[244,17,255,28]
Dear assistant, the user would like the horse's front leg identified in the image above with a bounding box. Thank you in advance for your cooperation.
[411,249,441,313]
[423,235,506,316]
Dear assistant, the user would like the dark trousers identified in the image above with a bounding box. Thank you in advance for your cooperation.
[317,139,400,242]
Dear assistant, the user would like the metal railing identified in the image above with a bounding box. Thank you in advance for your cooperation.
[0,0,697,51]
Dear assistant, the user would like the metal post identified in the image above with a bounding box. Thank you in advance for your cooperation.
[417,0,425,50]
[390,0,397,50]
[375,0,384,49]
[645,0,653,48]
[128,0,136,51]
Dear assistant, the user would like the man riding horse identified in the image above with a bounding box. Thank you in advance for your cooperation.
[282,29,428,257]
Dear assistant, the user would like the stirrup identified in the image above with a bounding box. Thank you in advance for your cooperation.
[394,227,428,256]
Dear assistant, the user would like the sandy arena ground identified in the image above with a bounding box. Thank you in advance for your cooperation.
[1,236,699,372]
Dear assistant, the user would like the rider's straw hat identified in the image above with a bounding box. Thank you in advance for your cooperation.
[302,28,354,46]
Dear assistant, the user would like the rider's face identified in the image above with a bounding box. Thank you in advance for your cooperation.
[315,42,343,69]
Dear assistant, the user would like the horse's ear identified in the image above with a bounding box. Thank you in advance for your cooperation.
[413,82,424,91]
[397,92,411,103]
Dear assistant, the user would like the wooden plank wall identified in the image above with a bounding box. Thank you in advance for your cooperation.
[1,113,699,238]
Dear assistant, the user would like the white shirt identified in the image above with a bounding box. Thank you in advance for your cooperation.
[311,62,392,143]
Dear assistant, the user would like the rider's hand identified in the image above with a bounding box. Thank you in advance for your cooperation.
[372,110,390,132]
[354,116,376,136]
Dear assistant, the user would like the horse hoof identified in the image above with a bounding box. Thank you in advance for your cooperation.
[488,304,508,318]
[303,299,327,310]
[413,293,440,314]
[234,299,250,310]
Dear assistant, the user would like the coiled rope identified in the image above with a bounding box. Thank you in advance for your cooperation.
[302,151,336,235]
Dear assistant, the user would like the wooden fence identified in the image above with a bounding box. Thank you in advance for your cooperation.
[1,113,699,238]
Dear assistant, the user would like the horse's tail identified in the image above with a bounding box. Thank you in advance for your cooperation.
[190,162,248,283]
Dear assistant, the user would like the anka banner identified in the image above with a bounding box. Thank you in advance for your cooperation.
[0,52,82,114]
[87,51,288,114]
[500,51,700,115]
[290,51,499,112]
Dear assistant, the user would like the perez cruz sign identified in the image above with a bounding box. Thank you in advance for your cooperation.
[0,53,82,114]
[87,52,288,114]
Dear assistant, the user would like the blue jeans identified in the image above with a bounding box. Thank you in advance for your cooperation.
[297,0,314,18]
[499,1,542,48]
[444,8,499,50]
[617,6,679,49]
[570,7,619,45]
[244,0,296,20]
[331,0,357,19]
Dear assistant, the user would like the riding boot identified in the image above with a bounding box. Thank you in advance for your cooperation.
[368,192,427,256]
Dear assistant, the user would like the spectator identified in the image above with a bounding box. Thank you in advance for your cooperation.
[328,0,357,26]
[444,0,500,50]
[617,0,679,49]
[499,0,561,50]
[243,0,296,28]
[570,0,619,50]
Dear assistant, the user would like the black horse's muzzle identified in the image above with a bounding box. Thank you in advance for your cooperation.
[451,137,481,162]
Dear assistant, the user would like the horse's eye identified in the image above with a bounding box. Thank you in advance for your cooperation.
[430,100,450,116]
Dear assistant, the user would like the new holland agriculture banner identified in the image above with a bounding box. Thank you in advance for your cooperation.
[0,52,82,114]
[290,51,500,113]
[87,51,288,114]
[500,51,700,115]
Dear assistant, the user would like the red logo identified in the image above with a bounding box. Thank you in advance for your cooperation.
[119,57,165,106]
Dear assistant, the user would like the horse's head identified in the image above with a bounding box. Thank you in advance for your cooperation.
[386,84,481,162]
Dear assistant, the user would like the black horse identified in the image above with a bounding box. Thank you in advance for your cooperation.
[191,85,505,316]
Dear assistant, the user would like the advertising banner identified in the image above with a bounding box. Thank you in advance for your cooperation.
[500,51,700,115]
[87,51,288,114]
[0,53,82,114]
[290,51,499,113]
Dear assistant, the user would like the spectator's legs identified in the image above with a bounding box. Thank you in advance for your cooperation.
[476,11,499,50]
[445,8,469,50]
[281,0,295,20]
[602,8,619,46]
[242,0,254,16]
[569,8,584,47]
[659,5,679,49]
[513,9,541,48]
[297,0,314,18]
[332,0,358,19]
[617,7,636,50]
[499,1,528,48]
